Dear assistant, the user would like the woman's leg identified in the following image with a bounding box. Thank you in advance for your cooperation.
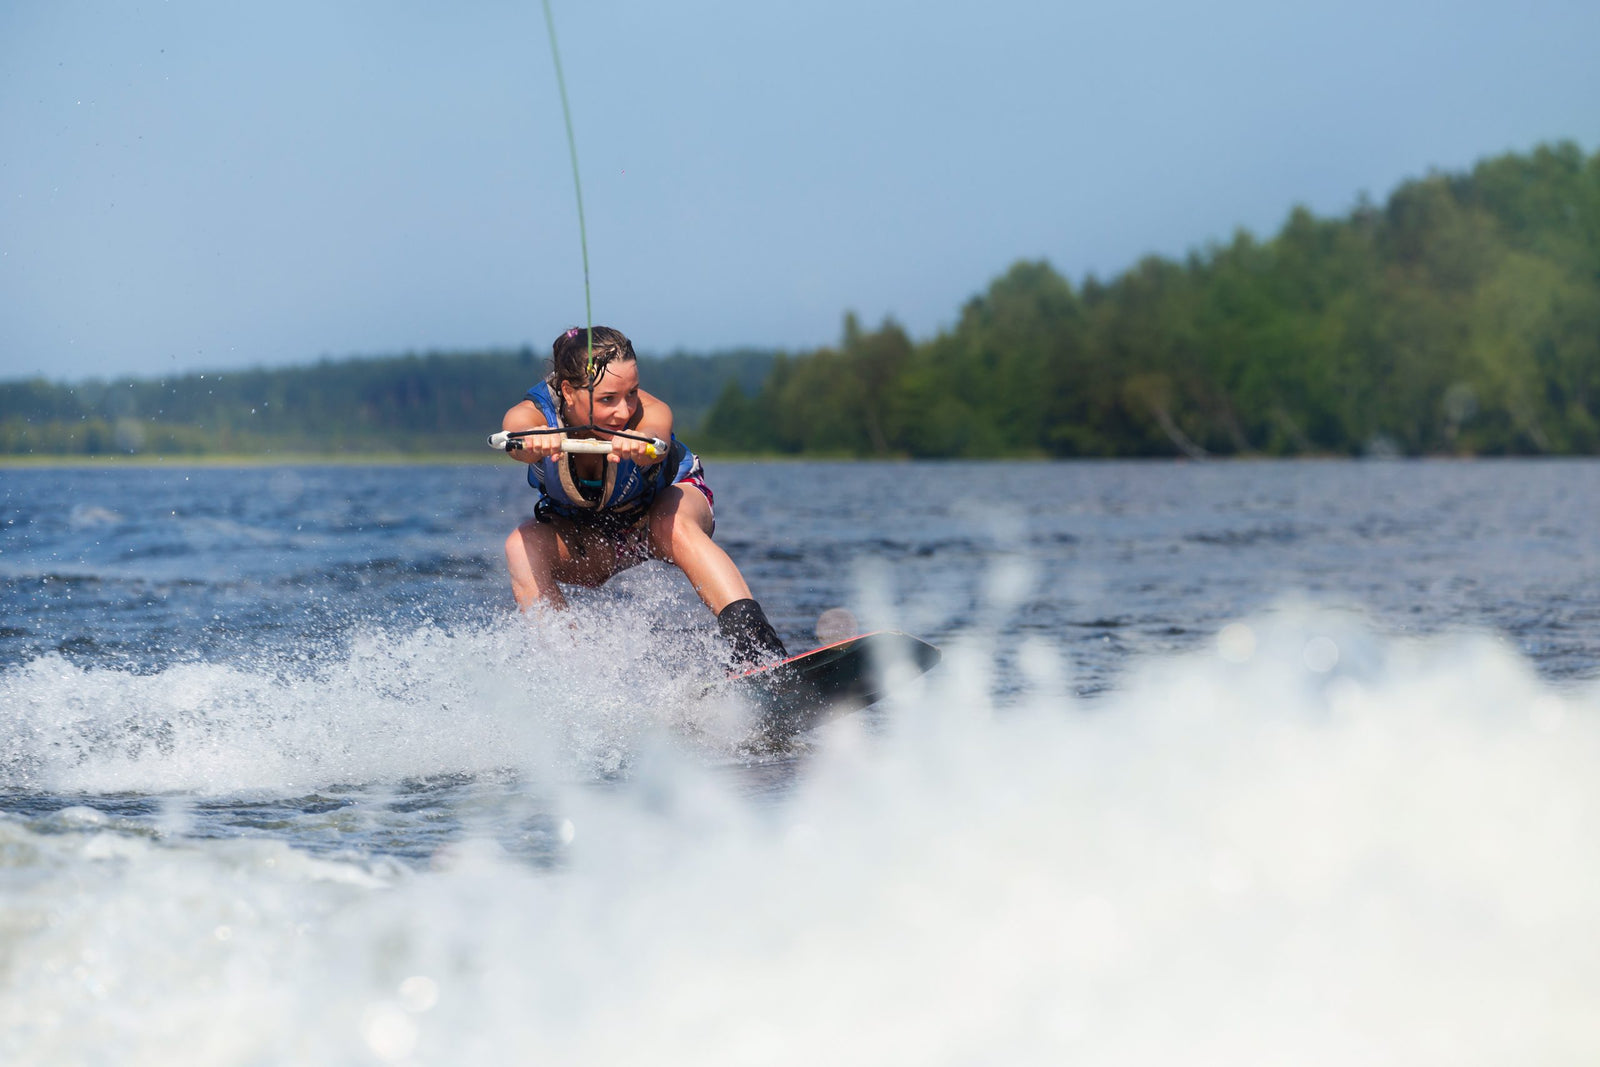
[504,517,621,610]
[645,484,751,613]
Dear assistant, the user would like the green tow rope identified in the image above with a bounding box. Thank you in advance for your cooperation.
[539,0,594,370]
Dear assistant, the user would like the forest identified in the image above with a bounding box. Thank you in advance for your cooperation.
[702,141,1600,458]
[3,142,1596,459]
[0,348,774,457]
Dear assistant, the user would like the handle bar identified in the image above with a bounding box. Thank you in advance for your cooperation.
[488,431,665,458]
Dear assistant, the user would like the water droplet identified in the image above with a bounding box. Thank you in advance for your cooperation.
[398,975,439,1012]
[1216,623,1255,663]
[361,1004,418,1062]
[1303,636,1339,673]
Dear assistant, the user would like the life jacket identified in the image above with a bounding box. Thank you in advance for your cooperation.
[522,379,695,527]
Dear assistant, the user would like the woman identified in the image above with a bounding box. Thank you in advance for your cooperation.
[501,325,787,667]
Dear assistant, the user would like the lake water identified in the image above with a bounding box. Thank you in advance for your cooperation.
[3,459,1598,1063]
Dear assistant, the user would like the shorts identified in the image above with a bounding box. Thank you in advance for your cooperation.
[675,452,715,520]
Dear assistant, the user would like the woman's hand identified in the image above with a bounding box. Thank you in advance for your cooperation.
[502,399,559,465]
[514,432,568,461]
[604,433,664,467]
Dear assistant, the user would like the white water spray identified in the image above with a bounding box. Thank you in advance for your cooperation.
[1,606,1596,1064]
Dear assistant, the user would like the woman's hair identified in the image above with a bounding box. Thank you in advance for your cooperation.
[549,325,636,393]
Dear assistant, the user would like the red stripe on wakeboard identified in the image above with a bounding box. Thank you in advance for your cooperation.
[728,630,886,680]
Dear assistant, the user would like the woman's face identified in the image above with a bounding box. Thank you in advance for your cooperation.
[561,359,640,436]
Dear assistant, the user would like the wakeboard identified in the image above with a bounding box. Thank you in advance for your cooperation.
[720,630,941,745]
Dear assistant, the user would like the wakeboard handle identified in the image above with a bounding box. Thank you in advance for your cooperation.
[487,429,666,458]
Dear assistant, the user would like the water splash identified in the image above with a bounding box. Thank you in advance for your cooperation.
[2,608,1597,1063]
[0,573,735,795]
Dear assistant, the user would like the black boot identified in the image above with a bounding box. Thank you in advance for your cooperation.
[717,598,788,670]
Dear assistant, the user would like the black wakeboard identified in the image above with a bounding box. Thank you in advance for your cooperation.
[720,630,941,746]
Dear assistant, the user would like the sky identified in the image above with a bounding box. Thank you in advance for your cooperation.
[2,0,1596,382]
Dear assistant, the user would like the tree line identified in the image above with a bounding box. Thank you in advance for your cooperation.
[0,348,774,457]
[703,141,1600,457]
[3,141,1595,459]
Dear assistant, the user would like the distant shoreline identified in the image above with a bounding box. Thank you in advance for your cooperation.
[0,452,825,468]
[0,452,497,468]
[0,450,809,467]
[3,452,1593,470]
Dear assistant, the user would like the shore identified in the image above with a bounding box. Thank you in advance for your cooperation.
[0,452,505,468]
[0,450,859,468]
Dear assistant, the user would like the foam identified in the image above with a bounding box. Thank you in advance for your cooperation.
[0,574,733,794]
[2,608,1597,1063]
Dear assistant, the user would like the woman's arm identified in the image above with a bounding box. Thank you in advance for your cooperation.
[634,389,673,441]
[501,399,564,463]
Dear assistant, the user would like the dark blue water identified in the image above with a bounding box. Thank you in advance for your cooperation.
[6,459,1599,683]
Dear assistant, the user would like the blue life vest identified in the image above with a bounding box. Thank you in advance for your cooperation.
[522,380,696,527]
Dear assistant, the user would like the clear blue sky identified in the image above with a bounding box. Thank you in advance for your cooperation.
[2,0,1596,382]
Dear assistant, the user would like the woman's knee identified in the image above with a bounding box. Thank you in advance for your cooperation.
[505,521,531,554]
[646,509,677,560]
[648,494,710,558]
[507,520,555,567]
